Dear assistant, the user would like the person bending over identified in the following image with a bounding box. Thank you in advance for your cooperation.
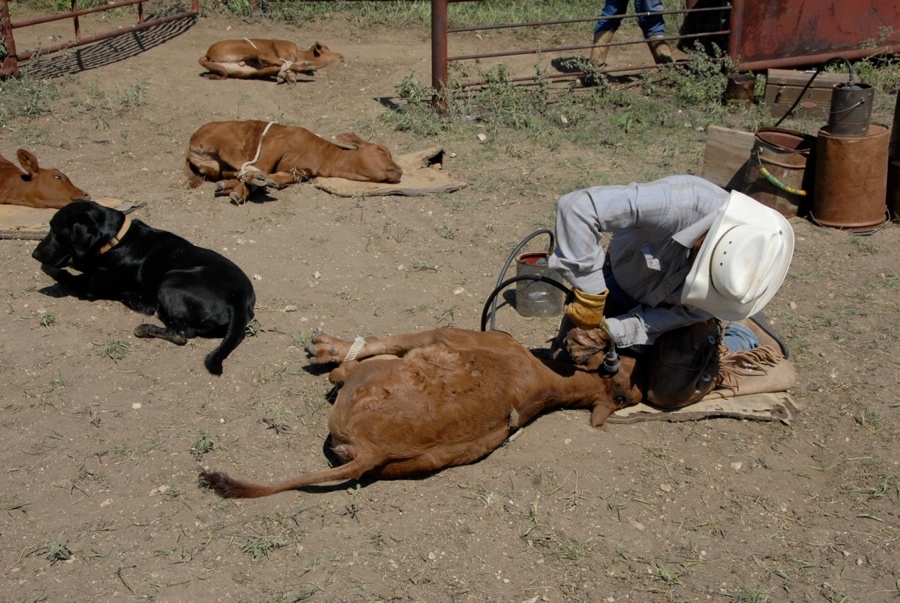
[550,175,795,408]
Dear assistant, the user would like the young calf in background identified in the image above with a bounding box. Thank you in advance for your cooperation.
[199,39,343,83]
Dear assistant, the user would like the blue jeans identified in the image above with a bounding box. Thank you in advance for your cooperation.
[723,321,760,352]
[595,0,667,38]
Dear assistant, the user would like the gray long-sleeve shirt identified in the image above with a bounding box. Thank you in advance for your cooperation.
[549,175,730,347]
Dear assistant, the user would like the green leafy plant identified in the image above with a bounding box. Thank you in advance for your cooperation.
[92,339,130,362]
[45,533,73,565]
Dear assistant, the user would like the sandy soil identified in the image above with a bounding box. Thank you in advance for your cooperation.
[1,7,899,603]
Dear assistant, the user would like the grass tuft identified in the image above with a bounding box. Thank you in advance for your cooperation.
[92,339,130,362]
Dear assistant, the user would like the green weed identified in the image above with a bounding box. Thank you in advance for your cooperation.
[190,431,216,459]
[851,236,887,255]
[245,318,261,337]
[38,310,56,328]
[3,496,29,514]
[551,533,585,561]
[0,69,59,124]
[45,533,73,565]
[92,339,130,362]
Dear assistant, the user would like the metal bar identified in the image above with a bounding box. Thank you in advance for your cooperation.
[432,0,448,112]
[15,10,198,62]
[449,5,731,34]
[72,0,81,40]
[1,0,19,75]
[448,31,729,63]
[458,57,717,89]
[728,0,742,64]
[12,0,149,29]
[737,46,900,73]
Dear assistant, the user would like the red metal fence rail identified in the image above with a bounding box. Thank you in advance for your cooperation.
[431,0,900,101]
[430,0,731,100]
[1,0,199,76]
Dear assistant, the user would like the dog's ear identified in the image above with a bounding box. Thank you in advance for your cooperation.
[68,205,118,259]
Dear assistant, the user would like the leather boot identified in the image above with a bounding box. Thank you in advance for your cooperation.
[589,30,615,68]
[647,35,674,64]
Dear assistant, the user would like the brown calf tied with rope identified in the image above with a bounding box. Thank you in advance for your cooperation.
[199,39,344,83]
[199,327,644,498]
[184,120,403,204]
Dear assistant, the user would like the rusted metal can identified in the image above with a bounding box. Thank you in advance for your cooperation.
[812,123,889,231]
[742,127,815,217]
[827,83,875,137]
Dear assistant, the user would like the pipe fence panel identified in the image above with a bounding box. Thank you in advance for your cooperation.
[1,0,199,76]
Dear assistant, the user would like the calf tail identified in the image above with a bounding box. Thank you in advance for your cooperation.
[198,56,228,80]
[199,456,378,498]
[204,297,254,375]
[184,153,205,188]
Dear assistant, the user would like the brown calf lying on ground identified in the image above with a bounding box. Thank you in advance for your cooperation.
[199,328,643,498]
[199,39,343,83]
[185,120,403,204]
[0,149,90,209]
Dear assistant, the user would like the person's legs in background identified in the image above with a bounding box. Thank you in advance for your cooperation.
[589,0,628,67]
[635,0,674,64]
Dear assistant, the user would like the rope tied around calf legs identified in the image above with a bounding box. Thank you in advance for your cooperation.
[237,121,277,181]
[343,336,366,362]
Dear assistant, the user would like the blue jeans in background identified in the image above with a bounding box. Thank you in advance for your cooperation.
[594,0,667,38]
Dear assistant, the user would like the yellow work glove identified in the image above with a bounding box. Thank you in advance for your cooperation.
[564,288,608,330]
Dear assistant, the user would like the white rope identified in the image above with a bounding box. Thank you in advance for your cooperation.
[238,121,276,180]
[242,38,258,49]
[343,337,366,362]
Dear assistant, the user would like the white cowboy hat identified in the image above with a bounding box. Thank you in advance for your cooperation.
[681,190,794,321]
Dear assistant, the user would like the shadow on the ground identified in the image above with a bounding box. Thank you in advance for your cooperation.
[20,15,197,80]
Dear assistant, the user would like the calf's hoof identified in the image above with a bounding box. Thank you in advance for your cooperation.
[305,331,350,365]
[229,192,246,205]
[244,171,277,189]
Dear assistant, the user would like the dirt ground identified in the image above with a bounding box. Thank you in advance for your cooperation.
[2,7,899,603]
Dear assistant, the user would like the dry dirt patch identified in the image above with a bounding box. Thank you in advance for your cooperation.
[1,11,899,603]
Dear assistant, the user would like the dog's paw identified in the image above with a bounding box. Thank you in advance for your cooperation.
[135,323,188,345]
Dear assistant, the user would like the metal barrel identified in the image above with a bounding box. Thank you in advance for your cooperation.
[812,124,889,231]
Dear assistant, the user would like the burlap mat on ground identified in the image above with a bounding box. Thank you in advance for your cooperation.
[313,148,467,197]
[609,391,802,425]
[0,198,143,240]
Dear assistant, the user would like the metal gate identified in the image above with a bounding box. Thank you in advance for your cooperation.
[1,0,199,76]
[429,0,900,99]
[430,0,731,98]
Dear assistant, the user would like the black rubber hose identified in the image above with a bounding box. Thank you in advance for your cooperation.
[488,229,556,331]
[481,274,570,332]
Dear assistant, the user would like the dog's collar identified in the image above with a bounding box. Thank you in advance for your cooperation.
[96,215,131,256]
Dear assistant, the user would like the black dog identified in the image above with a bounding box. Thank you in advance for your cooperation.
[32,201,256,375]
